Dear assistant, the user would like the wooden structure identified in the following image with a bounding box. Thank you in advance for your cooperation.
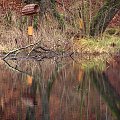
[22,4,39,16]
[22,4,39,39]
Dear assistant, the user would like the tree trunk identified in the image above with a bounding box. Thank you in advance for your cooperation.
[39,0,50,19]
[30,0,65,28]
[50,0,65,29]
[90,0,120,36]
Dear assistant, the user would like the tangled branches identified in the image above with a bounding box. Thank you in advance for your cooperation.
[2,41,74,61]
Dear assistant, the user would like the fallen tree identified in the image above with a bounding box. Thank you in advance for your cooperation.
[2,40,74,61]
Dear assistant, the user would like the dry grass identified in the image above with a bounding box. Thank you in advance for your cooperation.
[73,35,120,54]
[0,23,68,53]
[0,10,120,56]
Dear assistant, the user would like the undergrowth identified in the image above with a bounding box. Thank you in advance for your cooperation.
[73,35,120,55]
[0,10,120,56]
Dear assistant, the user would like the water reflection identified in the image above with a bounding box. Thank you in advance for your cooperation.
[89,69,120,120]
[0,55,120,120]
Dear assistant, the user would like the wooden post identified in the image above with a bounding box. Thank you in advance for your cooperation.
[22,4,40,44]
[28,15,33,44]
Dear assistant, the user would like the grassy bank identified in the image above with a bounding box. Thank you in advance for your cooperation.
[0,28,120,56]
[73,35,120,55]
[0,12,120,56]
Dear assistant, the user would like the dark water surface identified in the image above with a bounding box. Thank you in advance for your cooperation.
[0,55,120,120]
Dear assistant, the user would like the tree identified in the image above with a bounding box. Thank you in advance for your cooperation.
[90,0,120,36]
[24,0,65,29]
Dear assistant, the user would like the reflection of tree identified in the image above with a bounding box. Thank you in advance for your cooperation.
[4,59,61,120]
[4,60,30,75]
[27,61,61,120]
[90,69,120,120]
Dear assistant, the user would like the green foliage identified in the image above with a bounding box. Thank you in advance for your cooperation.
[90,0,120,36]
[74,36,120,55]
[17,16,27,30]
[106,28,120,35]
[50,0,65,29]
[4,10,12,26]
[47,64,60,100]
[90,69,120,119]
[33,15,39,30]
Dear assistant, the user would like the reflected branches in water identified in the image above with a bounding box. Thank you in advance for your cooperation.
[78,67,120,120]
[1,54,120,120]
[2,40,74,62]
[21,59,64,120]
[89,68,120,120]
[76,60,120,120]
[3,60,30,75]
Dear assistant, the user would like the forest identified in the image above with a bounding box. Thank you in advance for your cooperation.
[0,0,120,120]
[0,0,120,55]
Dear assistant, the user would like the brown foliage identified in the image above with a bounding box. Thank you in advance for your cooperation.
[105,54,120,95]
[0,0,120,27]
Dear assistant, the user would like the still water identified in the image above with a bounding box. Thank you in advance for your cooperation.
[0,55,120,120]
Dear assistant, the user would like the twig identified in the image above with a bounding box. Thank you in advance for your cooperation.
[3,41,41,60]
[3,60,30,75]
[55,0,73,15]
[26,44,40,58]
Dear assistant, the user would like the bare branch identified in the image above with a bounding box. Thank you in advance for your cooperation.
[3,42,41,60]
[4,60,30,75]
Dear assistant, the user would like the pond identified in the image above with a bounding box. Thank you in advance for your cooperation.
[0,54,120,120]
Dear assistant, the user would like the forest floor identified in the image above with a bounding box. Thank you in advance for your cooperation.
[0,34,120,58]
[0,20,120,58]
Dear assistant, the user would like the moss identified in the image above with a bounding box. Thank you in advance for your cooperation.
[73,35,120,54]
[33,15,38,30]
[50,0,65,29]
[90,0,120,36]
[106,28,120,36]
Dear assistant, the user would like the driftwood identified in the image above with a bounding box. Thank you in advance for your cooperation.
[2,41,74,61]
[3,42,38,60]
